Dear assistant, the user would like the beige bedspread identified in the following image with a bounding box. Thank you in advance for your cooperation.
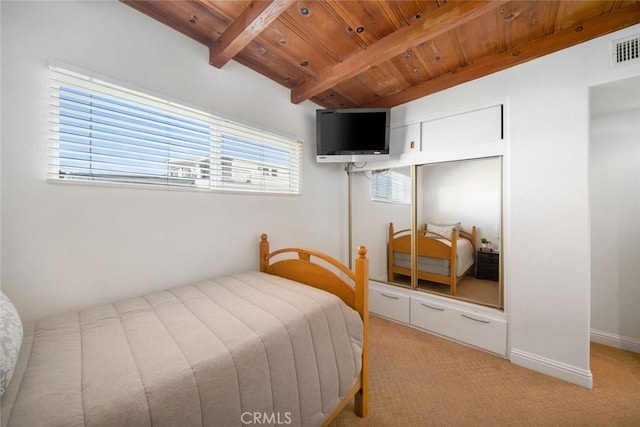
[1,271,363,427]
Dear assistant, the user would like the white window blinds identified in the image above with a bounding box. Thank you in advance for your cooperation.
[49,64,302,194]
[371,169,411,204]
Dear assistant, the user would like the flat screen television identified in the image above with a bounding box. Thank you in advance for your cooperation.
[316,108,390,163]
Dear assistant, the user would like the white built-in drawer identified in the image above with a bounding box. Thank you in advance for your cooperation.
[410,297,453,334]
[369,284,410,324]
[410,293,507,356]
[454,310,507,356]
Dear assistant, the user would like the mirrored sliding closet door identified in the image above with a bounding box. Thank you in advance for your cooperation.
[351,157,503,309]
[415,157,502,308]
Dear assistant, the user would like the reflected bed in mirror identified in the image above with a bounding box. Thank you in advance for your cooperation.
[387,222,476,295]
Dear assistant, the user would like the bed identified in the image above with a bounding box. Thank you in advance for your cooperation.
[1,234,369,427]
[387,222,476,295]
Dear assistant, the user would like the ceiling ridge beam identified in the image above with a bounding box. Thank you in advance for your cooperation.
[368,2,640,108]
[290,0,510,104]
[209,0,296,69]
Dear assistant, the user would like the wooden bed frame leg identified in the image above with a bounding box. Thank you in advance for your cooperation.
[354,245,369,418]
[354,388,368,417]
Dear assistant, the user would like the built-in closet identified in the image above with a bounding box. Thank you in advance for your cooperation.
[349,103,508,356]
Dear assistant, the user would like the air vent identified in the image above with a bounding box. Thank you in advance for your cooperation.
[611,35,640,68]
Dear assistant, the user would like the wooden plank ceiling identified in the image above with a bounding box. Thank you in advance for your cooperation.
[123,0,640,108]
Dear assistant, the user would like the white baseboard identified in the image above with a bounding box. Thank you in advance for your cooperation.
[510,348,593,389]
[590,329,640,353]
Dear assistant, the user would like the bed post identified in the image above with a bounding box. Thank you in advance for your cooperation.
[354,245,369,417]
[471,226,478,251]
[259,234,269,272]
[450,228,458,295]
[387,223,394,282]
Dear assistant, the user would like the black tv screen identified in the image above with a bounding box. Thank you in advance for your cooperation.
[316,108,390,163]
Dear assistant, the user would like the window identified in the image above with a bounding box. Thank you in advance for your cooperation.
[49,63,302,194]
[371,169,411,204]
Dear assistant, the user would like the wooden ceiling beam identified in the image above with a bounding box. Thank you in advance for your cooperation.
[290,0,510,104]
[368,2,640,108]
[209,0,296,68]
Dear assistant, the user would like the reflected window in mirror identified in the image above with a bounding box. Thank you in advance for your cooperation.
[350,166,412,288]
[371,169,411,204]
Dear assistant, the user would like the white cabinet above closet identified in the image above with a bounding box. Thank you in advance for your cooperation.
[382,103,505,169]
[421,104,503,151]
[389,122,420,156]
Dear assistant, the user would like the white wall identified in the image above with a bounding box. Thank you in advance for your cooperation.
[390,24,640,387]
[0,1,347,323]
[590,105,640,352]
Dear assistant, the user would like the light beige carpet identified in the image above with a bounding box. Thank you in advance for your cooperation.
[332,315,640,426]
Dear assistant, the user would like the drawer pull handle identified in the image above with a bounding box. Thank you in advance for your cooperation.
[461,314,490,324]
[421,303,444,311]
[380,293,400,300]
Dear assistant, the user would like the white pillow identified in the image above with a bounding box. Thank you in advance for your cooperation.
[1,290,23,396]
[425,222,461,239]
